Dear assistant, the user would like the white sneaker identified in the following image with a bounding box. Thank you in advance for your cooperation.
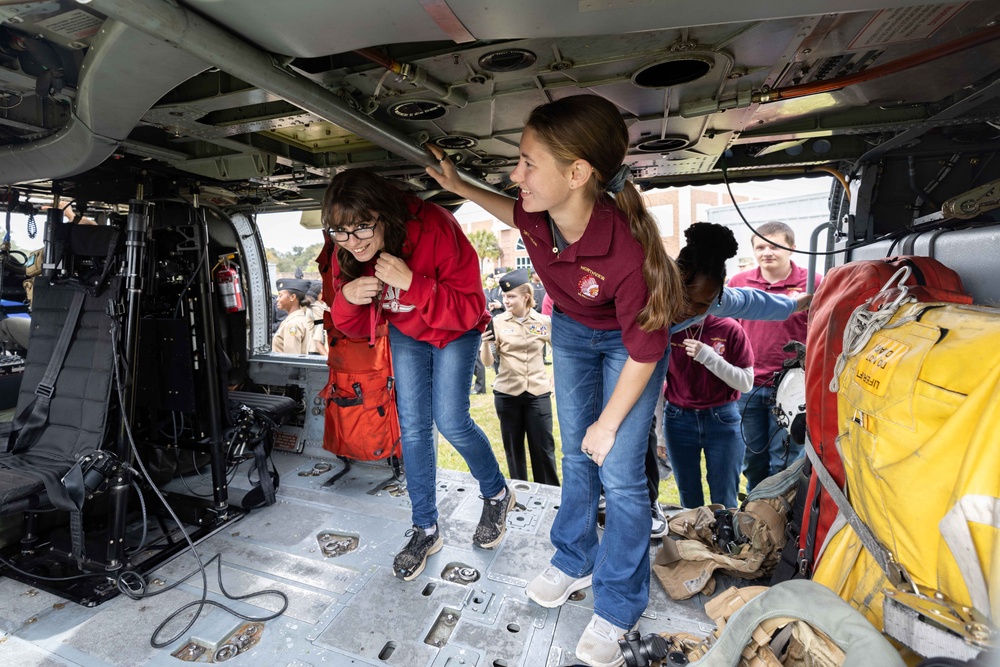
[651,503,668,539]
[575,614,629,667]
[525,565,592,608]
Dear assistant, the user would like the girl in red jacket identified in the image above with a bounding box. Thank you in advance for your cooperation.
[321,169,514,582]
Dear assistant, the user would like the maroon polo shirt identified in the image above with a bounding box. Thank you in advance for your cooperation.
[513,195,669,363]
[665,316,753,409]
[727,262,820,385]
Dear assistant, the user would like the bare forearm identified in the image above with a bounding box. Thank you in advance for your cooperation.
[480,341,494,367]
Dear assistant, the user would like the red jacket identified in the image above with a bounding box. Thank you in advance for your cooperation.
[320,195,489,348]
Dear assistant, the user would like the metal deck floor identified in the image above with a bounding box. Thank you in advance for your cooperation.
[0,452,716,666]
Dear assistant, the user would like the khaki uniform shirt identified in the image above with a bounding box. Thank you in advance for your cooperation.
[273,308,319,354]
[487,310,551,396]
[308,301,330,357]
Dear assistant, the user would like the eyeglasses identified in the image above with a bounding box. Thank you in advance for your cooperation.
[327,215,379,242]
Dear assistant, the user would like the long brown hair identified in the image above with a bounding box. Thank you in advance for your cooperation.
[321,169,410,282]
[525,95,684,331]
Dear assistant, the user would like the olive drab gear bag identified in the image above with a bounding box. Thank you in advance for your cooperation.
[650,580,906,667]
[653,459,806,600]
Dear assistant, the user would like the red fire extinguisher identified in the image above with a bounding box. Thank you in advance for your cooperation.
[214,254,246,313]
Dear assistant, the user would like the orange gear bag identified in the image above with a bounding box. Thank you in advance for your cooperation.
[317,239,402,461]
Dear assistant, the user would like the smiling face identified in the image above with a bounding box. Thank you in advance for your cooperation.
[329,209,385,264]
[509,127,576,214]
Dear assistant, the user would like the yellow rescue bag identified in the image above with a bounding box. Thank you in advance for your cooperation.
[813,302,1000,630]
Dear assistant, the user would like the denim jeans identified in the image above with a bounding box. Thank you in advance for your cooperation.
[663,402,744,509]
[738,386,801,492]
[547,309,666,629]
[389,325,505,529]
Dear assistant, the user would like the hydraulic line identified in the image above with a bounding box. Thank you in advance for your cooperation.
[755,23,1000,104]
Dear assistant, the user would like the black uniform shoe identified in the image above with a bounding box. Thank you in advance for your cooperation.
[393,526,443,581]
[473,486,516,549]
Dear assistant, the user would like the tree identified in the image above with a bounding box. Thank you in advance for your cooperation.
[270,242,324,273]
[467,229,501,274]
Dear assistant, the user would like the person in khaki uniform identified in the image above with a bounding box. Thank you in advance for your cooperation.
[305,280,330,358]
[481,268,559,486]
[272,278,325,354]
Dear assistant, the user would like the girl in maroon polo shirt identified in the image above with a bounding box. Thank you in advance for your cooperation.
[664,224,754,510]
[427,95,684,667]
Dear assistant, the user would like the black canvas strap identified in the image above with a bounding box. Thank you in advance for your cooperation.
[10,289,86,453]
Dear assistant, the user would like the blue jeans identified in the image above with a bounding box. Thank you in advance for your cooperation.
[663,402,744,509]
[547,310,666,629]
[389,326,505,529]
[739,386,801,492]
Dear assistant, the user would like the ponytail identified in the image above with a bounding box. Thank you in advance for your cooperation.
[613,183,685,331]
[525,95,685,331]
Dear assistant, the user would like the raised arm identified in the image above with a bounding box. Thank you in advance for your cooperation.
[425,145,516,228]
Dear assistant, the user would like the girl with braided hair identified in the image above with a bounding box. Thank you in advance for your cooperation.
[644,224,814,519]
[663,223,754,509]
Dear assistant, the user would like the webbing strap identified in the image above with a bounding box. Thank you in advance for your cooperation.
[10,289,87,453]
[803,440,908,587]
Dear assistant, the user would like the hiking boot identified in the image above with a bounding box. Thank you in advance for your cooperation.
[392,526,443,581]
[651,503,668,539]
[473,485,515,549]
[575,614,630,667]
[526,565,592,608]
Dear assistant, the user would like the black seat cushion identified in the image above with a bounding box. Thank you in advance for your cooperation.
[229,391,297,425]
[0,467,44,506]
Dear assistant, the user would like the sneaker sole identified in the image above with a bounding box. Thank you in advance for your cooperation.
[395,534,443,582]
[526,573,593,608]
[474,487,516,550]
[650,525,668,539]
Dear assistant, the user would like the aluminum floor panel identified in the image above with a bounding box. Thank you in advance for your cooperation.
[0,451,713,666]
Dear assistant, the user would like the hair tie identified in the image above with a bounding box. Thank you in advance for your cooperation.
[605,164,631,194]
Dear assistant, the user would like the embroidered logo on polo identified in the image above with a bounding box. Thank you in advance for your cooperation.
[381,286,415,313]
[576,265,606,300]
[712,341,726,355]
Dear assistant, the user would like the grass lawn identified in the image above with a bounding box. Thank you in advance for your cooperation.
[436,365,691,506]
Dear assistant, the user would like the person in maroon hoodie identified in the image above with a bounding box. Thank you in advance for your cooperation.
[321,169,514,582]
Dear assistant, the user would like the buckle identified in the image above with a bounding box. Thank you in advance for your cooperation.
[35,382,55,399]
